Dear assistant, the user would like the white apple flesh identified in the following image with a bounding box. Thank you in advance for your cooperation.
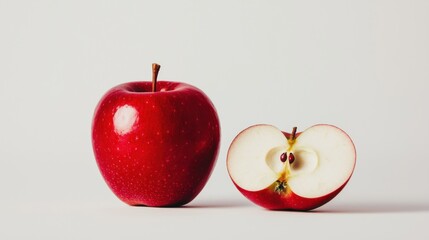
[227,124,356,210]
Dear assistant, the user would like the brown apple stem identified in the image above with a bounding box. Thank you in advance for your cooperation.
[291,127,297,140]
[152,63,161,92]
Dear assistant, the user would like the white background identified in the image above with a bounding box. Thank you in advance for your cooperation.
[1,0,429,239]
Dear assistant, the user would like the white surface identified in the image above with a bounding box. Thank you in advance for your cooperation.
[1,0,429,239]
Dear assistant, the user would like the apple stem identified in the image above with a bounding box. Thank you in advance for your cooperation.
[291,127,297,140]
[152,63,161,92]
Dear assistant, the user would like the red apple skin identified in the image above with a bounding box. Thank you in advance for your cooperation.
[233,179,349,211]
[228,126,356,211]
[92,81,220,207]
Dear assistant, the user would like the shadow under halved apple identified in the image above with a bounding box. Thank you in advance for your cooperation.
[313,201,429,214]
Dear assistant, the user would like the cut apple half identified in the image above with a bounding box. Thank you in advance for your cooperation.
[227,124,356,200]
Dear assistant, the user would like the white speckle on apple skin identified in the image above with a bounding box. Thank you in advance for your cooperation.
[113,105,138,135]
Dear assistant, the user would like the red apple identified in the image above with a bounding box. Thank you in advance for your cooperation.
[92,64,220,207]
[227,124,356,210]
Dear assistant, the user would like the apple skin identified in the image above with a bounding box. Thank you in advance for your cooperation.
[92,81,220,207]
[233,179,349,211]
[228,125,356,211]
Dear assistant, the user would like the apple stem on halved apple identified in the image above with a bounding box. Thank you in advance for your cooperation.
[152,63,161,92]
[290,127,297,141]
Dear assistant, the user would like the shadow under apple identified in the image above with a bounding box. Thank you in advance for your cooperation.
[314,201,429,214]
[183,199,252,208]
[130,198,251,209]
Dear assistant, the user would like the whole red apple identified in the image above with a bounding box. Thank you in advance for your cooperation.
[92,64,220,207]
[227,124,356,210]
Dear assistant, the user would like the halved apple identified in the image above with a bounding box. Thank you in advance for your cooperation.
[227,124,356,210]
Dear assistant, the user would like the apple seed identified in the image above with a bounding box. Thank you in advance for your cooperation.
[280,152,287,162]
[289,153,295,164]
